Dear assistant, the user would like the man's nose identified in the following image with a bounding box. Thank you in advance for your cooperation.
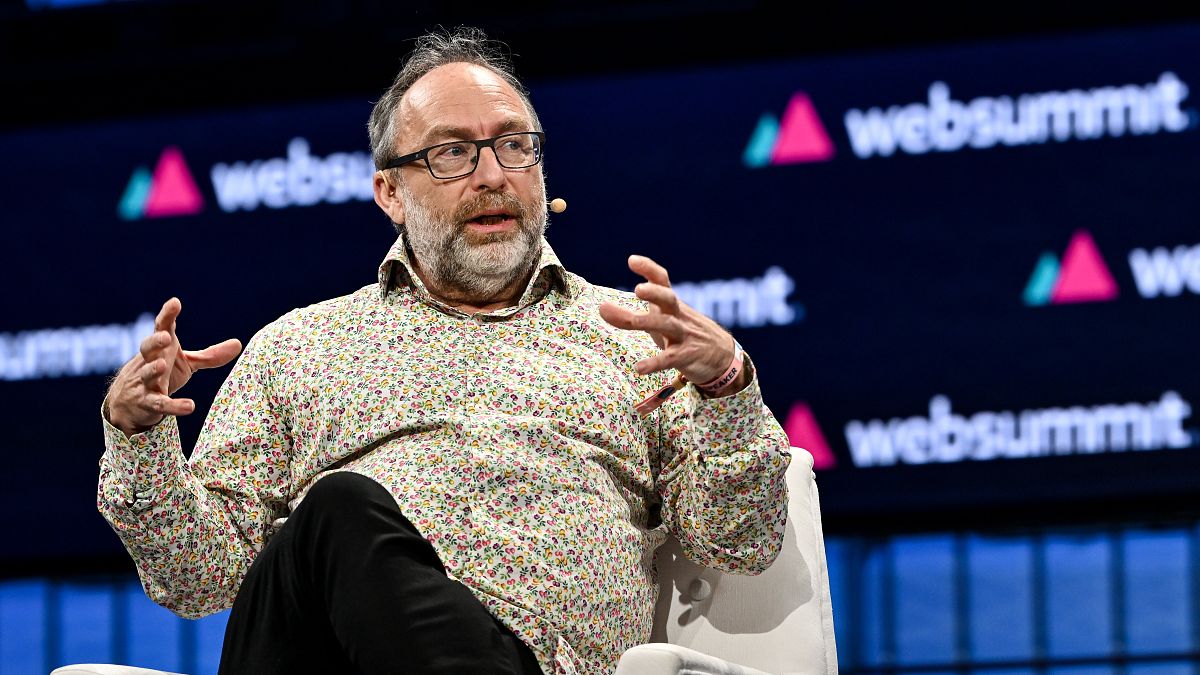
[469,146,507,190]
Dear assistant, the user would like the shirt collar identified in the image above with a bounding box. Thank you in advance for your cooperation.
[377,232,578,310]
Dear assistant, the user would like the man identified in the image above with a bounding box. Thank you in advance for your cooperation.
[99,26,791,675]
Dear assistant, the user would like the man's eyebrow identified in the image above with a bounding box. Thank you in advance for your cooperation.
[422,119,530,144]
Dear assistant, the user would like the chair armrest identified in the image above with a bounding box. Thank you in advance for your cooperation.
[51,666,184,675]
[615,644,773,675]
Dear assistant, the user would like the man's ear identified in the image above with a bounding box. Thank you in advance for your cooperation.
[373,171,406,225]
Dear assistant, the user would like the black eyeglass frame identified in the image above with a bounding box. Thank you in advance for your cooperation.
[382,131,546,179]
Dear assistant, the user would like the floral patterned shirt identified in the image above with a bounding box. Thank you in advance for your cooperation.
[98,235,792,675]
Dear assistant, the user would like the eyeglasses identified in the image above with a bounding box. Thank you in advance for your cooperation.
[383,131,545,179]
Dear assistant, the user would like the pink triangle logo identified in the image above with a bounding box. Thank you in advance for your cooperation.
[783,401,836,470]
[770,93,836,165]
[142,146,204,218]
[1050,229,1118,304]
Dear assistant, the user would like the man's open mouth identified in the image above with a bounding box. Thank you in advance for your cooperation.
[471,213,514,225]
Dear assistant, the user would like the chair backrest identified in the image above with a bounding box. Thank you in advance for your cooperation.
[649,448,837,675]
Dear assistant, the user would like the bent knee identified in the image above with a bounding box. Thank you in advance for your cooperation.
[299,471,393,513]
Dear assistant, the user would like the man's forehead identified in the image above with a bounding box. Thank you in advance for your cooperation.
[398,62,530,142]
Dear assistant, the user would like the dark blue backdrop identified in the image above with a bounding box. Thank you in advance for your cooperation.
[2,22,1198,563]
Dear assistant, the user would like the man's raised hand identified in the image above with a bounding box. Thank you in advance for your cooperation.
[598,255,739,389]
[106,297,243,437]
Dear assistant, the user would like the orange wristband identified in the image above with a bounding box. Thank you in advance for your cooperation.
[636,372,687,416]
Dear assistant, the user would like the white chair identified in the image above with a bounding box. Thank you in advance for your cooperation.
[614,447,838,675]
[54,449,836,675]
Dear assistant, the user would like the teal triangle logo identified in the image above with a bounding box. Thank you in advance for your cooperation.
[118,166,153,221]
[742,113,780,168]
[1023,252,1060,306]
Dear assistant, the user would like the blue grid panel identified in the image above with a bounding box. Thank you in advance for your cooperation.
[977,670,1035,675]
[859,541,889,667]
[967,535,1034,662]
[1045,534,1112,659]
[824,537,850,667]
[893,534,956,665]
[0,579,48,675]
[58,581,115,665]
[1047,667,1114,675]
[125,580,184,671]
[1127,663,1194,675]
[193,609,230,675]
[1123,529,1190,655]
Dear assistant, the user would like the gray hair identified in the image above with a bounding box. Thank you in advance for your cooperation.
[368,26,543,171]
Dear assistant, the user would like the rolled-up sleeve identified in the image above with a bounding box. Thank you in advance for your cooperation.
[650,361,791,574]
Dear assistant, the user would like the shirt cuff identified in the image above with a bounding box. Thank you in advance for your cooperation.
[99,401,185,509]
[689,365,767,455]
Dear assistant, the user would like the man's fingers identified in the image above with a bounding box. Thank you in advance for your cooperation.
[635,349,677,376]
[600,301,657,329]
[599,302,682,341]
[145,393,196,417]
[155,297,182,334]
[139,330,172,361]
[598,301,633,328]
[137,358,166,387]
[627,255,670,287]
[634,282,680,314]
[184,338,244,370]
[598,302,646,330]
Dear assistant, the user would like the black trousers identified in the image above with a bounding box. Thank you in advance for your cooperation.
[218,471,543,675]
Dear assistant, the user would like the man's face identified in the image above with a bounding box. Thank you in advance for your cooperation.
[388,62,548,298]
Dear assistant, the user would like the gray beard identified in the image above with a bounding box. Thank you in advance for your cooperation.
[399,185,548,300]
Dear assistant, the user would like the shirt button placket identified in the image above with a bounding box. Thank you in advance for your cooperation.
[464,314,489,578]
